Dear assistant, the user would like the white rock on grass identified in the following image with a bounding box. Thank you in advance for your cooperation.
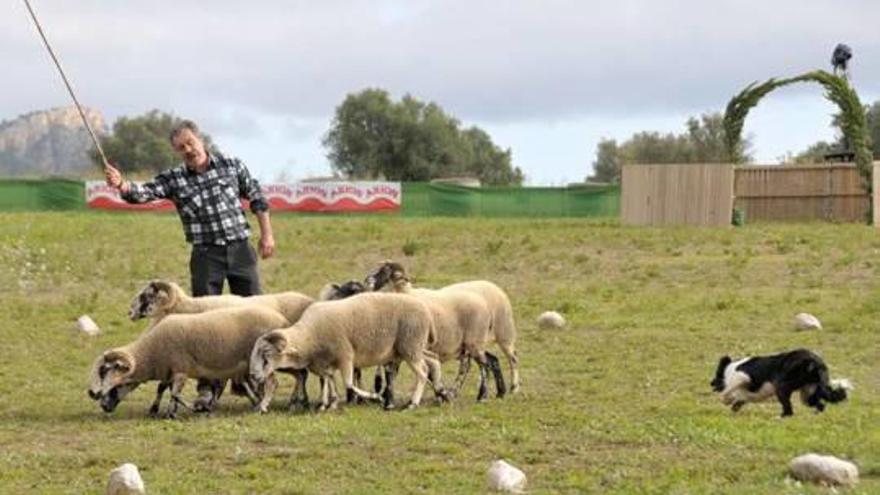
[536,311,566,330]
[789,453,858,488]
[106,463,145,495]
[794,313,822,331]
[487,459,527,493]
[76,315,101,336]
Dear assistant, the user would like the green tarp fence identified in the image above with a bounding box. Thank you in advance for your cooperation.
[401,182,620,217]
[0,178,85,211]
[0,179,621,217]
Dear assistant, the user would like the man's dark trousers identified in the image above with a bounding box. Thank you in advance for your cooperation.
[190,239,261,297]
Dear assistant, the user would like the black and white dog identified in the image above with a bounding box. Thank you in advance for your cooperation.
[711,348,850,417]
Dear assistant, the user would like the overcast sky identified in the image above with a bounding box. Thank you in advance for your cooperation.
[3,0,879,184]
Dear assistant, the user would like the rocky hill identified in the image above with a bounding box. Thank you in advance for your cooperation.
[0,107,106,176]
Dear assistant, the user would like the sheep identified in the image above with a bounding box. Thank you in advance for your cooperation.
[128,280,316,410]
[129,280,314,327]
[87,305,290,418]
[362,262,503,401]
[250,292,450,411]
[366,261,520,395]
[318,280,368,301]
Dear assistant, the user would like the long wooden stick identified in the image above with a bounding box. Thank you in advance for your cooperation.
[22,0,109,169]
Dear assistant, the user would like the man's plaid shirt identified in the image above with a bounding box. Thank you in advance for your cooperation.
[121,153,269,245]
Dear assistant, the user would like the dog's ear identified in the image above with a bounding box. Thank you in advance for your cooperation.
[719,355,732,367]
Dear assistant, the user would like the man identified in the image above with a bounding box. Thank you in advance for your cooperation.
[104,120,275,410]
[104,120,275,296]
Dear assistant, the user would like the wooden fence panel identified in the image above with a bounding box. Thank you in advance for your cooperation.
[622,164,734,226]
[734,164,869,222]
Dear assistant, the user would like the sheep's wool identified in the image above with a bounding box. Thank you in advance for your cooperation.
[487,460,527,493]
[77,315,100,336]
[794,313,822,331]
[537,311,566,330]
[789,453,858,487]
[106,463,145,495]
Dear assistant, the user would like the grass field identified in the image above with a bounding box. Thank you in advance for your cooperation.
[0,212,877,494]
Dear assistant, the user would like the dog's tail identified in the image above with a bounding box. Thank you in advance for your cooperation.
[818,367,851,403]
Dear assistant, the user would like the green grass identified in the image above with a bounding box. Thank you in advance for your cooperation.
[0,212,877,494]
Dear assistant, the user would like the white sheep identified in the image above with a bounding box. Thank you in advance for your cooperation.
[128,280,316,409]
[250,292,450,411]
[129,280,314,327]
[366,261,520,395]
[88,306,290,418]
[364,262,503,401]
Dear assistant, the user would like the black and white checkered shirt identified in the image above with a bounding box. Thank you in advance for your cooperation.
[121,153,269,245]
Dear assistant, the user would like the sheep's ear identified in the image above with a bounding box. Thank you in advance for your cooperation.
[264,332,288,353]
[102,350,134,375]
[152,281,175,302]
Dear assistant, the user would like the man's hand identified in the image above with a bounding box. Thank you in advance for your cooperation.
[104,162,129,192]
[258,233,275,259]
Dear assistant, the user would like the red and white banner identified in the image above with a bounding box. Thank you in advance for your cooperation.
[86,181,401,212]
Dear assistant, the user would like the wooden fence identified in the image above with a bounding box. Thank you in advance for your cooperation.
[621,164,734,226]
[734,164,869,222]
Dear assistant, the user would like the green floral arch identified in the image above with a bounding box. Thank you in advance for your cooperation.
[723,70,872,192]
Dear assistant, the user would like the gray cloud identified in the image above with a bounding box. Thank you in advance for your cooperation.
[3,1,878,133]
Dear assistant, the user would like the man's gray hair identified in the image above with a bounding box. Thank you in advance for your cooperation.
[169,120,200,142]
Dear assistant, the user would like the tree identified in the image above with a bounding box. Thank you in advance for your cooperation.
[791,99,879,162]
[323,89,521,185]
[92,110,216,174]
[588,112,745,183]
[588,139,619,183]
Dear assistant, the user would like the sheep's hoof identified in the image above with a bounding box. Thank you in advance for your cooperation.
[147,405,160,418]
[403,401,419,411]
[161,411,178,420]
[383,401,396,411]
[436,390,453,403]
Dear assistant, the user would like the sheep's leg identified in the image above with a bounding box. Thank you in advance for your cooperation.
[473,354,490,402]
[404,358,429,409]
[346,368,365,404]
[424,354,451,403]
[237,378,261,408]
[255,374,277,414]
[148,381,169,418]
[341,361,382,402]
[319,373,339,411]
[164,374,192,419]
[374,366,385,394]
[453,354,472,394]
[287,369,310,411]
[382,362,400,410]
[497,343,520,393]
[485,351,507,398]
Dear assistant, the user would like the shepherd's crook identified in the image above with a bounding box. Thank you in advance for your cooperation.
[22,0,110,169]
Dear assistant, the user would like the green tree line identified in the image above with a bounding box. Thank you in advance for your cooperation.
[93,90,523,185]
[590,100,880,183]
